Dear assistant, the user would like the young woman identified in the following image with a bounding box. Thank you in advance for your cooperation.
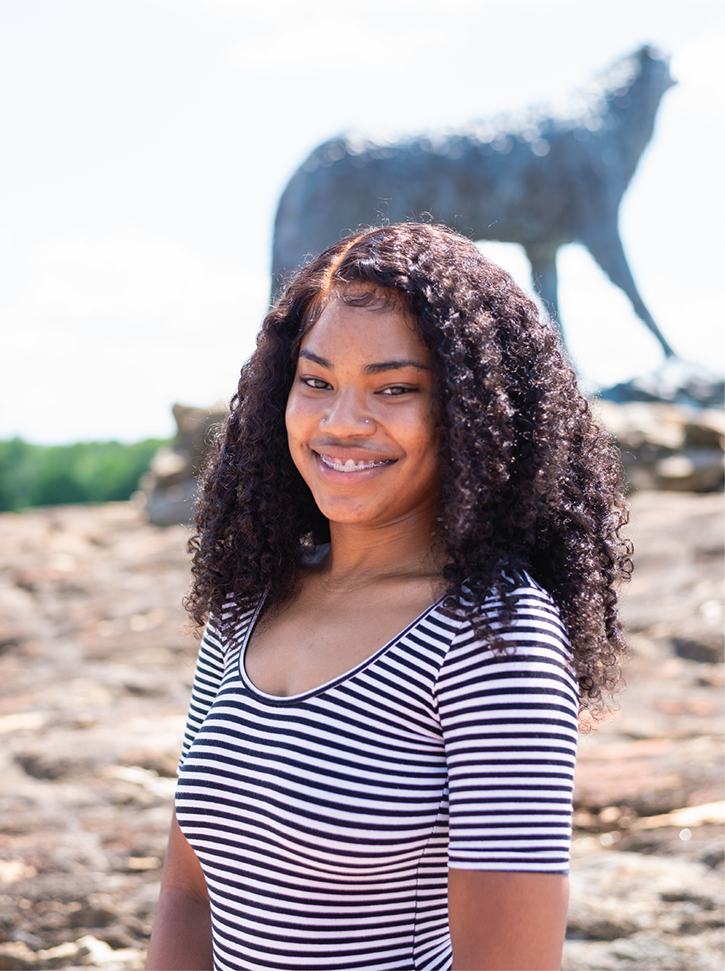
[146,223,631,971]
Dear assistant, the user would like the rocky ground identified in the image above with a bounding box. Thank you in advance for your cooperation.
[0,491,722,970]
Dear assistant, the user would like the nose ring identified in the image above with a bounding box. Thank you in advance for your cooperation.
[321,415,371,425]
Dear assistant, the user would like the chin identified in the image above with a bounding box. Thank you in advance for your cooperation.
[318,505,375,527]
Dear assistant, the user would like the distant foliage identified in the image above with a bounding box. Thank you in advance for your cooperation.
[0,438,167,512]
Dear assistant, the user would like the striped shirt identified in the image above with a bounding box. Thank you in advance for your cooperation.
[176,576,579,971]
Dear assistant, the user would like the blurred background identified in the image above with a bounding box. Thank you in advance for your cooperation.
[0,2,723,969]
[1,0,723,452]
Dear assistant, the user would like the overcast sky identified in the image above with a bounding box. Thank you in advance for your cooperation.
[2,0,723,444]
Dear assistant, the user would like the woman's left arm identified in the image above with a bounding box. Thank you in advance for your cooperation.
[448,869,569,970]
[439,584,579,969]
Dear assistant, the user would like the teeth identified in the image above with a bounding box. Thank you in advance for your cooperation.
[320,454,389,472]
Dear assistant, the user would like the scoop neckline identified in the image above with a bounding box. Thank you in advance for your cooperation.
[237,587,450,706]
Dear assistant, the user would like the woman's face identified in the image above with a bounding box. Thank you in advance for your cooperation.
[285,294,439,531]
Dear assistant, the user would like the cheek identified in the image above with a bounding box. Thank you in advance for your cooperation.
[412,421,440,488]
[285,390,305,439]
[285,393,313,470]
[407,407,438,456]
[417,448,440,491]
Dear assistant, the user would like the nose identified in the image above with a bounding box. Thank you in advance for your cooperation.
[321,388,375,435]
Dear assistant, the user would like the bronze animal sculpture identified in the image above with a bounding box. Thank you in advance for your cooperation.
[272,46,676,358]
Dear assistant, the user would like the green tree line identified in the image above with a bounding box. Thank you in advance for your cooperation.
[0,438,167,512]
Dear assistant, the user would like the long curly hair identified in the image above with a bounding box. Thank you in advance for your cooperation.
[186,223,632,711]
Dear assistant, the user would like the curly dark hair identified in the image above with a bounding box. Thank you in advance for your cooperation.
[186,223,632,711]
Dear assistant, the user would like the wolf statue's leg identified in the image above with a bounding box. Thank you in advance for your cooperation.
[581,225,676,359]
[525,244,567,351]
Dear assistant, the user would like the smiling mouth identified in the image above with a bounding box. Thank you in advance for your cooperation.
[318,454,394,473]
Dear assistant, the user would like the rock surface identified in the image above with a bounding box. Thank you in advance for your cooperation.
[140,399,725,526]
[593,400,724,493]
[0,491,722,969]
[137,403,227,527]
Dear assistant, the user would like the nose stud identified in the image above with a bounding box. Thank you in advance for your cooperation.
[320,415,372,426]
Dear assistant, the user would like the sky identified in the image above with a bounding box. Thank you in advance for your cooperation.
[1,0,723,444]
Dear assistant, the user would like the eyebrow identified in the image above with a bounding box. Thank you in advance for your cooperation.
[299,349,430,374]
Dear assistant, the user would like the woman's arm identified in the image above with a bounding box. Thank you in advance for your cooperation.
[146,812,213,971]
[448,869,569,971]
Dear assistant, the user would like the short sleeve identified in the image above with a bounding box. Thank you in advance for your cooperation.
[436,581,579,873]
[178,620,226,771]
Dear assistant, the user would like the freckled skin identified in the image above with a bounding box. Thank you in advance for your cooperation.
[285,297,440,533]
[240,295,447,700]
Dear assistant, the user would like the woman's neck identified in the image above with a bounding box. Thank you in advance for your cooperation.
[322,507,445,589]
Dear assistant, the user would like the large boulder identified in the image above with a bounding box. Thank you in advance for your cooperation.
[593,401,724,493]
[136,403,228,526]
[136,393,723,529]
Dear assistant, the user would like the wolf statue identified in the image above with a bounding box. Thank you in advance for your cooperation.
[272,46,676,358]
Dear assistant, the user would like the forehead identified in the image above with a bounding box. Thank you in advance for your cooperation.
[299,296,428,361]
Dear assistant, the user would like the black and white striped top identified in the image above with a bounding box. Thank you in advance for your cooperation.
[176,576,579,971]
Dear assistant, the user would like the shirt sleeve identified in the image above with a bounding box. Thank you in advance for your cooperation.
[178,620,226,771]
[435,581,579,873]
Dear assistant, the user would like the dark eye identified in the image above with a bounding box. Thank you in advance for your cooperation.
[302,377,330,390]
[380,385,417,396]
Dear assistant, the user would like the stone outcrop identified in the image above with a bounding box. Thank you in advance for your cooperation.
[600,358,725,410]
[136,403,227,527]
[0,490,722,968]
[137,396,724,528]
[594,400,724,492]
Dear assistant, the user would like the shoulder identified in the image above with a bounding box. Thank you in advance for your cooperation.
[434,575,580,724]
[454,571,570,656]
[204,592,266,657]
[436,572,577,696]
